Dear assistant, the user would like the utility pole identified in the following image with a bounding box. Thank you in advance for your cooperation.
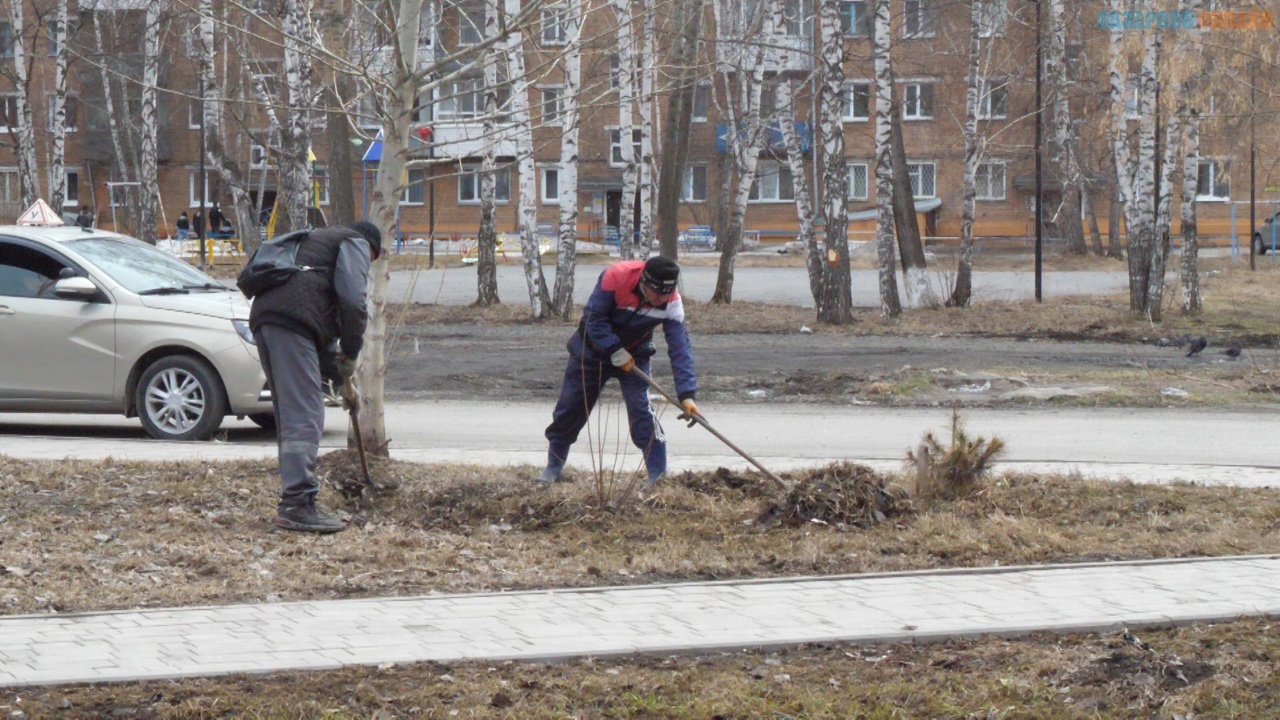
[1250,59,1256,271]
[198,74,207,269]
[1033,0,1042,302]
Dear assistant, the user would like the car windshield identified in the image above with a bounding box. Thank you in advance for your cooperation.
[64,235,229,294]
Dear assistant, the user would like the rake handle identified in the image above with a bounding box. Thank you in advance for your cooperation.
[630,367,788,491]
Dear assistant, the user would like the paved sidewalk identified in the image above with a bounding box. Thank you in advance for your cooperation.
[2,555,1277,688]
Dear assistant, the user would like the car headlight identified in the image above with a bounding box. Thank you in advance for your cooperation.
[232,319,256,345]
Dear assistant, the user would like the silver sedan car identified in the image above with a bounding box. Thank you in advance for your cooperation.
[0,225,273,440]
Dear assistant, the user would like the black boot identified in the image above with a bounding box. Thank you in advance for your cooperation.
[274,498,346,534]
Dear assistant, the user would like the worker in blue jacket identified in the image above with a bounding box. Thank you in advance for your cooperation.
[541,255,700,488]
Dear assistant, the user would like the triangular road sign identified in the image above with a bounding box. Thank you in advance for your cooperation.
[16,199,66,226]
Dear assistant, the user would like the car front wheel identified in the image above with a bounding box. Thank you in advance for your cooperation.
[136,355,228,441]
[1255,234,1268,255]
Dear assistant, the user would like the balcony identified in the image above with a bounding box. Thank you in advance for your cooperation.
[716,122,812,154]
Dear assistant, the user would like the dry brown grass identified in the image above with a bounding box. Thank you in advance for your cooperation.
[3,453,1278,618]
[6,619,1278,718]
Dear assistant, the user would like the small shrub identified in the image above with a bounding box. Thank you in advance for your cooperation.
[907,408,1006,500]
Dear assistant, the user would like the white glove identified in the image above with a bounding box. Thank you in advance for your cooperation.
[610,349,635,372]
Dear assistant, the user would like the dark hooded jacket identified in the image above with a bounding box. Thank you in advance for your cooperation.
[248,226,371,358]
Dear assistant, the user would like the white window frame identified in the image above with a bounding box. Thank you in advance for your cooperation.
[907,161,936,198]
[313,170,330,206]
[902,81,934,120]
[456,164,511,205]
[539,85,563,126]
[749,160,795,203]
[609,128,642,167]
[976,0,1008,37]
[0,94,19,133]
[843,81,870,122]
[975,161,1006,200]
[189,170,212,207]
[63,169,79,207]
[541,165,560,204]
[692,83,711,123]
[437,78,485,120]
[1196,158,1230,201]
[977,78,1007,120]
[249,144,269,170]
[682,164,707,203]
[903,0,936,38]
[847,162,869,200]
[188,98,202,130]
[541,4,569,46]
[0,167,18,204]
[401,168,429,205]
[1124,78,1141,120]
[46,19,77,56]
[841,0,869,37]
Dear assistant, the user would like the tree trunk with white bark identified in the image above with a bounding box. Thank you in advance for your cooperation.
[136,0,161,244]
[7,1,39,209]
[950,0,981,308]
[1127,27,1160,314]
[871,0,900,317]
[552,0,583,318]
[1180,110,1200,314]
[476,0,501,305]
[614,0,638,259]
[505,0,550,317]
[637,0,656,255]
[48,0,70,213]
[1048,0,1086,256]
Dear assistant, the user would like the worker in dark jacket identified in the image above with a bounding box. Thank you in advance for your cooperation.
[541,256,700,488]
[249,221,382,533]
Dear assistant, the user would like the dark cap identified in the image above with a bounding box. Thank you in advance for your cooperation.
[641,255,680,295]
[350,221,383,259]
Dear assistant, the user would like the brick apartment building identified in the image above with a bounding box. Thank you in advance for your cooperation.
[1,0,1274,247]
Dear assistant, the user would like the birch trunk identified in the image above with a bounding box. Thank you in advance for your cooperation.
[816,0,853,321]
[505,0,549,317]
[1127,27,1160,314]
[871,0,900,317]
[476,0,501,305]
[710,2,768,305]
[359,0,426,457]
[91,5,134,191]
[614,0,638,260]
[48,1,69,212]
[1180,110,1200,313]
[1107,0,1135,262]
[1146,109,1182,320]
[1048,0,1085,255]
[1084,177,1104,255]
[8,1,38,208]
[888,94,927,306]
[949,0,982,308]
[551,0,583,318]
[637,0,656,255]
[279,0,315,234]
[776,79,818,305]
[137,0,161,244]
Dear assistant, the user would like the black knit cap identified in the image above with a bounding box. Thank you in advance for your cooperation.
[641,255,680,294]
[351,221,383,259]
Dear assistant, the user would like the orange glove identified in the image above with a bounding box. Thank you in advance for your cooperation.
[610,349,635,373]
[677,399,701,427]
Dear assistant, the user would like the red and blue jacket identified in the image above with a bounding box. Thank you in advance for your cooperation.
[577,260,697,401]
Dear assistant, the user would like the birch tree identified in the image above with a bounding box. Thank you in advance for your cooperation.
[136,0,162,244]
[5,0,39,209]
[277,0,318,234]
[776,79,819,304]
[613,0,638,259]
[476,0,501,305]
[47,0,70,212]
[1180,108,1200,313]
[709,0,768,304]
[1047,0,1086,256]
[871,0,899,317]
[1127,26,1160,314]
[88,2,135,209]
[637,0,656,254]
[949,0,982,308]
[551,0,584,318]
[505,0,550,317]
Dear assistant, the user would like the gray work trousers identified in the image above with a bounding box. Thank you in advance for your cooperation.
[254,324,326,504]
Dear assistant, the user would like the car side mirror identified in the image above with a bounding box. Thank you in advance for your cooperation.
[54,276,99,299]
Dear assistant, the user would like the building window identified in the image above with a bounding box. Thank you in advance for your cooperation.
[540,86,562,126]
[1196,159,1230,201]
[438,78,484,119]
[977,78,1007,119]
[46,95,78,132]
[843,82,870,122]
[841,1,869,36]
[458,3,484,45]
[749,161,795,202]
[903,0,936,37]
[778,0,805,36]
[313,169,330,206]
[46,20,77,56]
[609,128,642,166]
[975,162,1005,200]
[396,168,427,204]
[682,165,707,202]
[692,84,710,122]
[907,162,936,198]
[976,0,1007,37]
[63,170,79,206]
[189,171,212,206]
[541,166,559,204]
[1124,77,1141,120]
[457,164,510,204]
[0,168,19,204]
[902,82,934,119]
[0,94,18,132]
[249,144,268,170]
[847,162,869,200]
[188,98,202,129]
[0,23,13,58]
[541,5,569,45]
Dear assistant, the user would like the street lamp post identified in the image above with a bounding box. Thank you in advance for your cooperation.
[198,74,207,269]
[1033,0,1043,303]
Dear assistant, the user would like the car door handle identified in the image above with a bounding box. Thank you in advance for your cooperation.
[0,306,14,315]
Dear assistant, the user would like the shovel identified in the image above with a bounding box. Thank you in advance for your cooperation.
[342,376,375,489]
[630,366,789,492]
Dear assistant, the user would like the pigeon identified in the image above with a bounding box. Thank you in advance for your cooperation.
[1185,336,1208,357]
[1224,344,1242,359]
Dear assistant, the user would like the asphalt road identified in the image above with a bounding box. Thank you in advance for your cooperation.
[2,402,1275,487]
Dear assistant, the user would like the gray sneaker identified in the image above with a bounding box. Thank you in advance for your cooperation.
[274,500,346,534]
